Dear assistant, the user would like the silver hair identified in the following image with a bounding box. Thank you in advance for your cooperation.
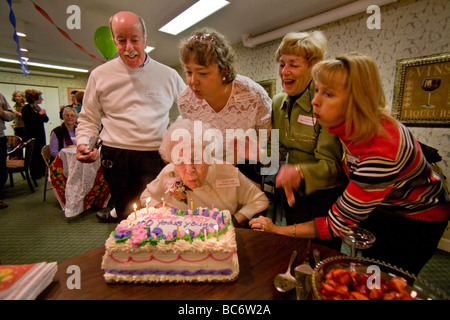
[159,118,212,163]
[62,106,78,118]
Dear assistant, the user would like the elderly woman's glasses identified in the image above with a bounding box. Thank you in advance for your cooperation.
[188,33,215,42]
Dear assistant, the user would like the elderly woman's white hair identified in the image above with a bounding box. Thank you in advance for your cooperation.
[62,106,79,117]
[159,118,215,163]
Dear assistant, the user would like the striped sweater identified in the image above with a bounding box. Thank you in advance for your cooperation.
[315,118,450,240]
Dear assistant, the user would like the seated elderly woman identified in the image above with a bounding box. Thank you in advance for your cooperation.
[140,118,269,227]
[49,106,78,159]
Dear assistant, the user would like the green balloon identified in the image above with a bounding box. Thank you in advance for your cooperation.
[94,26,117,60]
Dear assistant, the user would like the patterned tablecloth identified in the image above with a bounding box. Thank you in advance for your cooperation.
[49,147,110,218]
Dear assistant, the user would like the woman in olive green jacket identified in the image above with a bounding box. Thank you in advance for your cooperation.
[270,31,347,249]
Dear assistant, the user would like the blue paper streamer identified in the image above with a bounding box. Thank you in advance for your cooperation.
[7,0,29,76]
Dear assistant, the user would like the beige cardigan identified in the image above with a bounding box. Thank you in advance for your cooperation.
[140,162,268,220]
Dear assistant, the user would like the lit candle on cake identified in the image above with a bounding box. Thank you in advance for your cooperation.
[133,203,137,219]
[211,203,214,213]
[191,200,193,210]
[214,225,219,242]
[177,224,180,238]
[146,198,150,213]
[162,197,165,209]
[186,229,191,241]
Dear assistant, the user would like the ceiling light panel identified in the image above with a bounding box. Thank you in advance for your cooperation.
[159,0,230,35]
[0,57,89,73]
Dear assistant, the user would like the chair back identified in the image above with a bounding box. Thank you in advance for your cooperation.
[6,135,23,155]
[23,138,36,168]
[41,145,52,168]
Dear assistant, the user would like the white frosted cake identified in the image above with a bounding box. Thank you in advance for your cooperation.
[101,206,239,283]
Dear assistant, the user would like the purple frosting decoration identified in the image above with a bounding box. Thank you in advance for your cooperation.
[202,208,209,217]
[114,230,131,239]
[212,211,219,219]
[105,268,233,276]
[217,215,225,225]
[152,227,163,236]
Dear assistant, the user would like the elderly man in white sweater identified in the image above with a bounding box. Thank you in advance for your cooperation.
[76,11,186,222]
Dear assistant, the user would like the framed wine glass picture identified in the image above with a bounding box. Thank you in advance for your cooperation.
[392,52,450,127]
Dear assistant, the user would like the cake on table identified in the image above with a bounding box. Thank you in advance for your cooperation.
[101,206,239,283]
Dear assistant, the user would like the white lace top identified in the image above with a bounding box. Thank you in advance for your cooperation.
[178,74,272,136]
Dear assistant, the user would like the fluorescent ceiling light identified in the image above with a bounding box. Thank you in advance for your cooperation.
[16,32,26,37]
[159,0,229,35]
[145,46,155,53]
[0,57,89,73]
[20,48,28,52]
[0,66,75,79]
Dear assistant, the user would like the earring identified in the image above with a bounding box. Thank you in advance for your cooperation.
[222,76,226,81]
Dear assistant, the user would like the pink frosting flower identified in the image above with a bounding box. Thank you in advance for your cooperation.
[116,224,131,233]
[129,225,148,246]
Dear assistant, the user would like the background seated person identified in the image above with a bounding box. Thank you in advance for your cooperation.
[140,119,269,228]
[49,107,78,160]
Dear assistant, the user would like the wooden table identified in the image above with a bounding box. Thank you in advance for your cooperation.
[38,228,342,300]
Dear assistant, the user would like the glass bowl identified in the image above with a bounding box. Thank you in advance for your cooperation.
[312,255,448,300]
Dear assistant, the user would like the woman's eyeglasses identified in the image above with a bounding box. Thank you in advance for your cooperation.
[188,33,215,43]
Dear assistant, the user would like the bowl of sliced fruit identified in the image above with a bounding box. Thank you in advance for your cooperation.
[312,255,448,300]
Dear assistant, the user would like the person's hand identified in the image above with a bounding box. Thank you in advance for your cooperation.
[276,164,303,207]
[38,108,46,115]
[249,216,278,233]
[275,164,302,190]
[76,144,99,163]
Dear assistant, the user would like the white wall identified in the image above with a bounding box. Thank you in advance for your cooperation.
[0,83,61,144]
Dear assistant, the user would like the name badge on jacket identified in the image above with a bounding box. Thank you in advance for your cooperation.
[297,115,316,126]
[146,91,162,97]
[216,178,240,188]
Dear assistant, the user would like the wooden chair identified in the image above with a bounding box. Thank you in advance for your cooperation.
[6,138,37,193]
[41,145,53,200]
[6,135,23,159]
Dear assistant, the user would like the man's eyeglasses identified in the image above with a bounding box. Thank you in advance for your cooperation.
[188,33,215,43]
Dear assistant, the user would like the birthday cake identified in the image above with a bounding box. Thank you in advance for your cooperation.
[101,206,239,283]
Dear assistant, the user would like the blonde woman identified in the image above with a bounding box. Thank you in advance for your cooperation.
[251,53,449,275]
[270,31,347,250]
[11,91,26,139]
